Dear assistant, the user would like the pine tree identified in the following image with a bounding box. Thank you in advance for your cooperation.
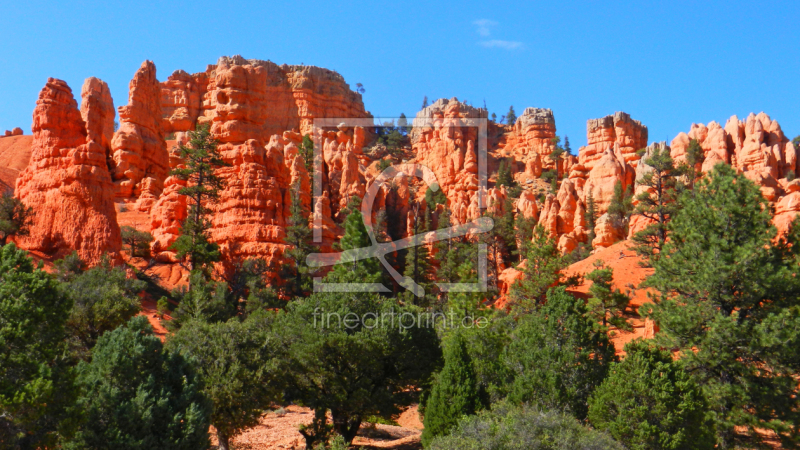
[120,226,153,259]
[505,106,517,125]
[681,139,704,192]
[508,226,576,313]
[421,96,429,109]
[585,192,598,244]
[549,136,566,180]
[586,260,631,332]
[513,211,536,263]
[326,209,383,286]
[564,135,572,155]
[505,287,616,420]
[588,340,715,450]
[0,190,32,246]
[607,181,633,233]
[644,164,800,448]
[496,159,514,187]
[402,202,434,304]
[281,184,318,297]
[0,244,73,448]
[67,317,211,449]
[421,332,481,447]
[167,318,282,450]
[631,145,682,262]
[170,124,227,277]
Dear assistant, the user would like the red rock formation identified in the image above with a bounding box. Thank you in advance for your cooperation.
[15,78,121,264]
[579,112,647,170]
[411,98,485,224]
[584,145,632,214]
[149,133,189,259]
[111,61,168,210]
[11,128,22,136]
[163,55,371,138]
[210,138,292,279]
[161,70,208,134]
[80,77,115,156]
[504,107,557,167]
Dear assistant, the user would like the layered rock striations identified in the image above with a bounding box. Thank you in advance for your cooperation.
[578,112,648,171]
[162,55,371,138]
[111,60,169,210]
[15,78,121,264]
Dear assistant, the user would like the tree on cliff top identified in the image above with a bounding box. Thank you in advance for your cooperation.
[170,123,227,278]
[505,106,517,125]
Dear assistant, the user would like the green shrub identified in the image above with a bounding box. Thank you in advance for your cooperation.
[588,340,714,450]
[428,401,623,450]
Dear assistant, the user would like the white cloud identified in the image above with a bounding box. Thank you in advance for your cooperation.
[479,40,523,50]
[473,19,498,37]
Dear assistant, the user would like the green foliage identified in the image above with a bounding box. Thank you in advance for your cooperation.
[53,251,84,282]
[0,244,74,448]
[585,261,631,332]
[276,292,442,445]
[607,181,633,232]
[643,164,800,448]
[793,135,800,149]
[377,158,392,172]
[787,169,796,181]
[227,258,281,315]
[66,316,211,450]
[588,340,714,450]
[166,317,282,450]
[631,145,682,262]
[512,211,536,262]
[549,136,566,179]
[681,139,705,191]
[421,95,429,109]
[508,226,576,312]
[424,185,447,210]
[60,255,145,358]
[503,287,616,420]
[0,190,32,246]
[281,184,318,297]
[540,169,557,184]
[505,106,516,125]
[156,297,171,317]
[421,332,482,446]
[299,134,315,178]
[326,209,384,286]
[170,123,226,275]
[120,226,153,259]
[168,272,233,330]
[584,192,598,244]
[428,401,623,450]
[563,136,572,155]
[402,204,435,304]
[496,159,514,187]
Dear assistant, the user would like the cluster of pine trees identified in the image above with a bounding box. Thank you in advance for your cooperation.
[3,126,800,450]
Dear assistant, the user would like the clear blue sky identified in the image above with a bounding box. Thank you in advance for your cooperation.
[1,0,798,147]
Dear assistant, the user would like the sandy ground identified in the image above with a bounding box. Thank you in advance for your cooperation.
[207,405,422,450]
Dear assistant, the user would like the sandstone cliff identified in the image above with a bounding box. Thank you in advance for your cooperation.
[15,78,121,264]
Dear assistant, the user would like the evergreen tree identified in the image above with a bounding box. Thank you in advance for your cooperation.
[505,106,516,125]
[326,209,384,286]
[421,332,481,447]
[644,164,800,448]
[277,292,441,446]
[402,203,434,304]
[0,244,73,448]
[170,124,227,277]
[491,112,497,122]
[60,254,146,359]
[0,190,32,246]
[120,225,153,259]
[227,258,281,315]
[281,184,318,297]
[549,136,566,180]
[168,272,233,330]
[631,145,682,262]
[585,192,598,244]
[167,318,282,450]
[588,340,715,450]
[421,96,429,109]
[513,210,536,263]
[504,287,616,420]
[681,138,704,192]
[397,112,409,134]
[66,317,211,450]
[508,226,576,312]
[585,260,631,333]
[496,159,514,187]
[607,181,633,233]
[563,135,572,156]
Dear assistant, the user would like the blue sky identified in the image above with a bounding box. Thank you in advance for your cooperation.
[1,0,798,146]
